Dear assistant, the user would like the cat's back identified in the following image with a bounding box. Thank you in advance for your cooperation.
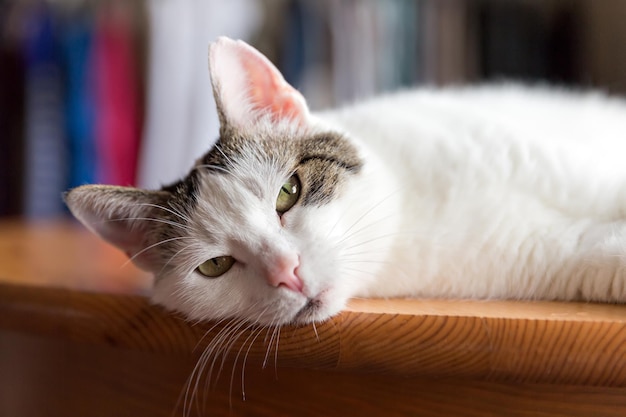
[318,84,626,149]
[318,84,626,231]
[317,84,626,188]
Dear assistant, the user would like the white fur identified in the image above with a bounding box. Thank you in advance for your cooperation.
[67,38,626,326]
[151,119,402,325]
[318,85,626,302]
[151,84,626,326]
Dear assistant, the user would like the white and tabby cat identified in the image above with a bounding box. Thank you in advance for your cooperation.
[66,37,626,326]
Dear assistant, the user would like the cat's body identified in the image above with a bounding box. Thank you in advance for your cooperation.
[322,85,626,302]
[66,38,626,327]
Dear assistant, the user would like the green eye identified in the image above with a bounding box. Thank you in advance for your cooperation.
[276,174,301,214]
[197,256,235,278]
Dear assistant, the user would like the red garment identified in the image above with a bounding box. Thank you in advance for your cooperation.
[93,4,140,186]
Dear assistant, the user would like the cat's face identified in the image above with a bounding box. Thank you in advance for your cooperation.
[65,38,389,325]
[147,122,365,325]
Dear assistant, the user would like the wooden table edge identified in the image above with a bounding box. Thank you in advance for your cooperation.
[2,281,626,387]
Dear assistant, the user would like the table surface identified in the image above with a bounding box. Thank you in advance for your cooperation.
[2,219,626,386]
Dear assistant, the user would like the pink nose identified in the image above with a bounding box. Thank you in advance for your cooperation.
[267,254,303,293]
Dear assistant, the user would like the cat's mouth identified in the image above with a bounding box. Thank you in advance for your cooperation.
[292,296,324,324]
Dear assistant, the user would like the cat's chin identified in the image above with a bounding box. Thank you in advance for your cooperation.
[290,307,339,325]
[287,289,345,325]
[291,298,324,324]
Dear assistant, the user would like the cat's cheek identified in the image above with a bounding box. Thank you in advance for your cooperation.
[150,277,192,317]
[150,272,242,323]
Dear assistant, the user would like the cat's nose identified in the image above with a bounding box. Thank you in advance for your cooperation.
[267,254,303,293]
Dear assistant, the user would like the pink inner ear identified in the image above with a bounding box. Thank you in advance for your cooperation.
[210,37,309,127]
[245,55,308,123]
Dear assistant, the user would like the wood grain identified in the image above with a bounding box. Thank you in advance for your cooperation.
[2,281,626,386]
[2,331,626,417]
[3,219,626,416]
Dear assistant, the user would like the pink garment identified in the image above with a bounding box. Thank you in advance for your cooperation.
[92,4,140,186]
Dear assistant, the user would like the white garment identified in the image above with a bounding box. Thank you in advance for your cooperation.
[138,0,260,189]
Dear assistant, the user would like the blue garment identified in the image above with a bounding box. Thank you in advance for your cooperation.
[23,4,69,218]
[61,14,97,188]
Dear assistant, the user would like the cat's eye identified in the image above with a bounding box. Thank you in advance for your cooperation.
[197,256,235,278]
[276,174,301,214]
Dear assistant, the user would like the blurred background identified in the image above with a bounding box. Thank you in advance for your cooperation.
[1,0,626,220]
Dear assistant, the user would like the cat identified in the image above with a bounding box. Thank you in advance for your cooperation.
[66,37,626,327]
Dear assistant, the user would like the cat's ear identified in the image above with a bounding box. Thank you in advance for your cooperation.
[209,37,310,129]
[64,185,170,270]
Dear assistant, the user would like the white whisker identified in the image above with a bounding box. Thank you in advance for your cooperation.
[312,321,320,343]
[273,326,281,378]
[133,203,193,224]
[159,243,198,275]
[240,326,266,401]
[332,189,399,243]
[228,322,262,404]
[122,236,196,268]
[341,232,408,252]
[194,163,232,175]
[104,216,192,232]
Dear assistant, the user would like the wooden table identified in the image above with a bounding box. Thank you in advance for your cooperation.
[1,220,625,416]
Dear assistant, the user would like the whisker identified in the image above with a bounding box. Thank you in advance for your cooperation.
[341,232,410,252]
[202,303,269,394]
[332,189,399,243]
[229,321,261,405]
[339,266,380,279]
[223,304,271,404]
[197,318,246,415]
[207,320,249,386]
[312,321,320,343]
[132,202,193,224]
[194,163,232,175]
[122,236,196,268]
[240,326,266,401]
[191,319,246,414]
[192,316,232,352]
[179,317,234,417]
[273,325,282,379]
[103,216,192,232]
[159,242,198,275]
[335,211,394,246]
[263,318,280,369]
[214,145,239,175]
[336,214,396,248]
[342,259,393,266]
[188,304,266,414]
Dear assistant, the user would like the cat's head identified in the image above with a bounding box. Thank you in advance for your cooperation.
[66,38,392,325]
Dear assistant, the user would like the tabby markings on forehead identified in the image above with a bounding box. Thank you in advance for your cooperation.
[298,159,345,206]
[299,132,362,165]
[299,155,361,173]
[296,132,363,206]
[191,131,364,207]
[200,142,238,172]
[161,170,200,198]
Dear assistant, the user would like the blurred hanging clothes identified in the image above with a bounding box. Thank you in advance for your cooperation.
[0,4,26,216]
[328,0,422,105]
[280,1,334,110]
[92,2,141,186]
[22,3,68,218]
[61,9,96,188]
[137,0,261,189]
